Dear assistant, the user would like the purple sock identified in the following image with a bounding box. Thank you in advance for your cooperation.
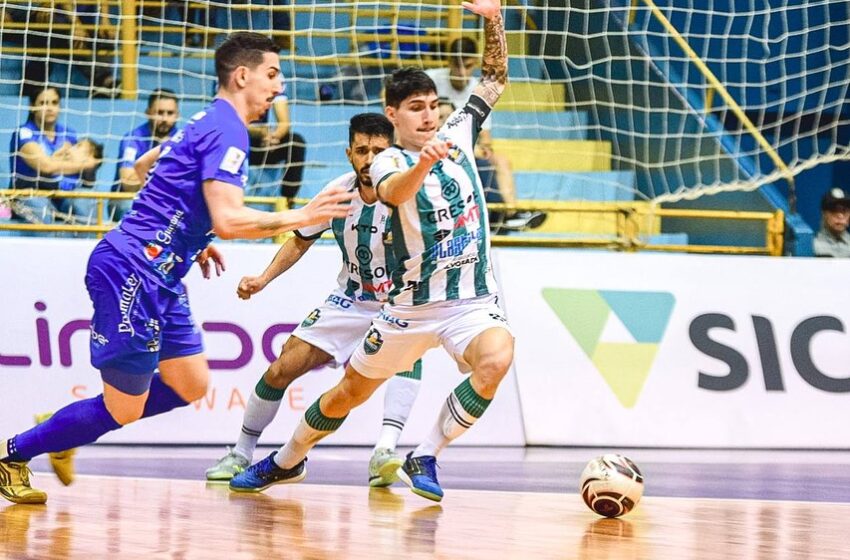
[141,375,190,419]
[4,395,121,462]
[3,377,191,462]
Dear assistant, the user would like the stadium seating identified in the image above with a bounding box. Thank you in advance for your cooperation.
[0,1,676,244]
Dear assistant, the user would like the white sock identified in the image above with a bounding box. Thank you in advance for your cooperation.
[233,377,285,461]
[374,374,420,452]
[274,397,347,469]
[413,378,491,458]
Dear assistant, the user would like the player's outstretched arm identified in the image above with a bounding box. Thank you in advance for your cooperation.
[203,181,355,240]
[466,0,508,108]
[237,235,316,300]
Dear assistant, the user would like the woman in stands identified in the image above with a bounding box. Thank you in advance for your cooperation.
[10,86,100,224]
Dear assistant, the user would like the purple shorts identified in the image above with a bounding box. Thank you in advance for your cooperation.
[85,240,204,384]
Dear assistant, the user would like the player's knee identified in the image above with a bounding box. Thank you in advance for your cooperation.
[266,359,295,388]
[104,400,145,426]
[266,355,312,388]
[176,377,210,403]
[473,351,513,390]
[335,378,374,408]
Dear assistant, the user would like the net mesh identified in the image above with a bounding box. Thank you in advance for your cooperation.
[0,0,848,226]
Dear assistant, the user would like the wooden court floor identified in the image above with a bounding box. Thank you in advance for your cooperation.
[3,471,849,559]
[0,448,850,560]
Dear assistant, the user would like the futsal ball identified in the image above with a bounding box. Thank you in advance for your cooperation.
[579,454,644,518]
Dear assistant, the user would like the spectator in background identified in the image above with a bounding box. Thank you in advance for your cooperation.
[813,188,850,258]
[3,1,119,97]
[10,86,100,224]
[111,89,180,221]
[248,88,306,205]
[427,37,545,232]
[54,137,104,223]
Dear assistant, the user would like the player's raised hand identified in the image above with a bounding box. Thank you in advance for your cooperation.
[237,275,267,300]
[300,184,357,226]
[461,0,501,20]
[419,136,452,168]
[197,243,226,279]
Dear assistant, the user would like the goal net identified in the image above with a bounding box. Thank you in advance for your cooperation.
[0,0,848,225]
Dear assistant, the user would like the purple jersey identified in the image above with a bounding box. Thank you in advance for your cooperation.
[105,99,249,289]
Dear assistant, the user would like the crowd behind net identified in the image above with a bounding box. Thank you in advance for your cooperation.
[0,0,849,220]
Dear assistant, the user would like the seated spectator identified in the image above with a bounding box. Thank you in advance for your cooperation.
[4,1,119,97]
[248,86,306,205]
[111,89,180,221]
[427,37,546,232]
[10,86,100,224]
[813,188,850,258]
[53,137,104,223]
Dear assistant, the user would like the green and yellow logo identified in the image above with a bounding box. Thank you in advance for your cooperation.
[542,289,675,408]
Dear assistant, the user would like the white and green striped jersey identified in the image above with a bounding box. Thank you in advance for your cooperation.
[295,172,395,302]
[371,95,498,306]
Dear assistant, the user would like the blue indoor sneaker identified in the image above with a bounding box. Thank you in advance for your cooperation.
[397,452,443,502]
[229,452,307,493]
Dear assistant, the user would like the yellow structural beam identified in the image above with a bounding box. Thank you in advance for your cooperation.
[491,139,612,172]
[495,83,566,112]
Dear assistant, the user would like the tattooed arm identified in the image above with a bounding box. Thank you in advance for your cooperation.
[464,0,508,107]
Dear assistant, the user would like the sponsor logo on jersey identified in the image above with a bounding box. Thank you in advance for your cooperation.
[446,145,468,166]
[379,309,409,329]
[144,242,163,260]
[90,327,109,346]
[156,209,184,245]
[363,327,384,355]
[427,230,480,260]
[146,318,161,352]
[426,196,476,224]
[361,280,392,295]
[301,308,322,327]
[489,312,507,324]
[351,223,379,233]
[355,244,373,264]
[444,254,479,269]
[220,146,247,174]
[118,273,142,335]
[325,294,353,309]
[441,177,461,199]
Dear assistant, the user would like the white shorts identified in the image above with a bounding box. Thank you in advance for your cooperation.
[350,294,513,379]
[291,290,382,367]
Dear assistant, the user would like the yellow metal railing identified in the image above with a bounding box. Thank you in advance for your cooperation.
[0,191,784,256]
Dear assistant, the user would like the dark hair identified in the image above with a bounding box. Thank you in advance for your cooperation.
[349,113,394,145]
[822,187,850,212]
[27,85,61,107]
[215,32,279,86]
[79,138,104,186]
[384,67,437,108]
[79,138,104,161]
[26,86,61,125]
[447,37,478,59]
[147,88,178,109]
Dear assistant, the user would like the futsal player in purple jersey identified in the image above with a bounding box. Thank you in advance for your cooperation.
[0,32,356,505]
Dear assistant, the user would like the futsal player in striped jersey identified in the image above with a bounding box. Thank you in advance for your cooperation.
[229,0,513,502]
[206,113,423,488]
[0,32,355,505]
